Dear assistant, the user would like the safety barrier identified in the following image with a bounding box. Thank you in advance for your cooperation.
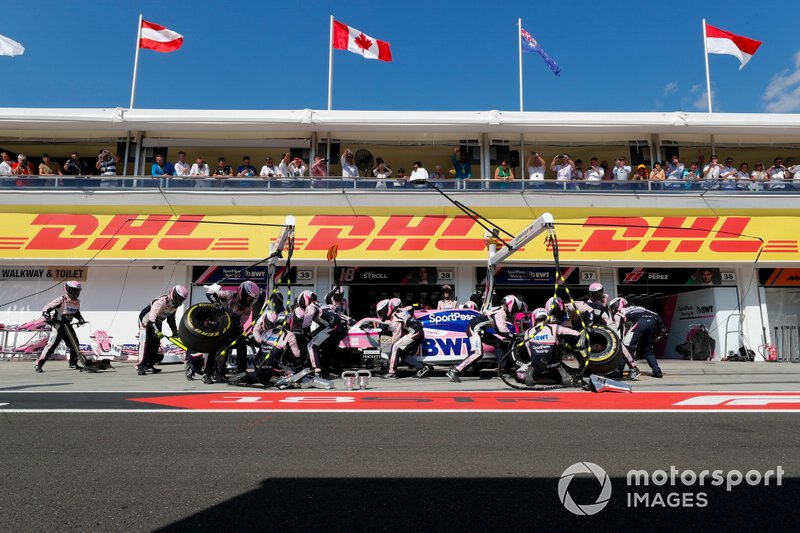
[3,175,800,192]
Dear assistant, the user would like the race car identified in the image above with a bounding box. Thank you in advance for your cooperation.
[337,308,506,371]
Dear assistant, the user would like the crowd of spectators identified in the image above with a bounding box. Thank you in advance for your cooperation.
[2,146,799,190]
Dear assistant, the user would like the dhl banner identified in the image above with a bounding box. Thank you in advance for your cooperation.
[0,208,797,262]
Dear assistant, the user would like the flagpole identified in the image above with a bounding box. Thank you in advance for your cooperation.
[518,18,524,112]
[129,14,143,109]
[327,15,334,111]
[702,18,713,113]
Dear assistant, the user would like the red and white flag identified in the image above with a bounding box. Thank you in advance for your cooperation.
[332,20,392,62]
[140,19,184,53]
[705,23,761,70]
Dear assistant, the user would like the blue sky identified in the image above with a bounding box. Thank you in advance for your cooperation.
[1,0,798,113]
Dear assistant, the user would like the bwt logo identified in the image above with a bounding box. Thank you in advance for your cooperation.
[696,305,714,314]
[558,462,612,516]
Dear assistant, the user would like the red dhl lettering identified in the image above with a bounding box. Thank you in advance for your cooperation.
[25,214,214,251]
[579,216,762,254]
[304,215,485,252]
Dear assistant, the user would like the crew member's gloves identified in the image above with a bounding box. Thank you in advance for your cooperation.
[205,283,221,294]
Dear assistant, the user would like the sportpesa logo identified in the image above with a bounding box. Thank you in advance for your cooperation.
[425,312,475,324]
[558,462,612,516]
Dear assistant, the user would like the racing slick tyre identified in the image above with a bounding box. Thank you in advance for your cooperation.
[576,325,622,375]
[178,303,234,354]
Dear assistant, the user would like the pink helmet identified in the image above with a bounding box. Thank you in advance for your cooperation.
[546,296,564,316]
[169,285,188,306]
[262,310,278,329]
[296,290,317,310]
[64,280,82,299]
[501,294,522,315]
[461,301,478,310]
[238,280,260,303]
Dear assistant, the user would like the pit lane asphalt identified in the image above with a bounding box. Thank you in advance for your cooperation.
[1,360,799,531]
[1,411,797,532]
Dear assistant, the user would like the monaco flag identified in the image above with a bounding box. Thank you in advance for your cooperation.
[705,23,761,69]
[140,19,184,53]
[333,20,392,62]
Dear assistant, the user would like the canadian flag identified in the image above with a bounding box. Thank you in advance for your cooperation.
[705,23,761,70]
[140,19,184,53]
[332,20,392,62]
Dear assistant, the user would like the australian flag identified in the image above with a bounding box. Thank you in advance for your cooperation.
[521,28,561,76]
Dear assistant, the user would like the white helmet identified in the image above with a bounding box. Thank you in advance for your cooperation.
[376,298,402,320]
[588,282,604,302]
[296,290,317,310]
[461,301,478,310]
[609,297,628,315]
[532,307,549,323]
[546,296,564,316]
[261,310,278,329]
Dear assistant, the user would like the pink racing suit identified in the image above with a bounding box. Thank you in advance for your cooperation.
[387,309,425,373]
[37,295,84,367]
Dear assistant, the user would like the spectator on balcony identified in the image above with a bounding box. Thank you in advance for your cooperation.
[649,162,665,184]
[151,154,175,177]
[702,154,722,189]
[720,157,738,190]
[341,149,359,178]
[280,153,307,179]
[12,153,34,186]
[682,161,701,181]
[600,160,611,181]
[737,162,752,190]
[0,152,13,178]
[551,154,574,184]
[394,167,408,187]
[39,154,62,177]
[429,164,446,186]
[452,147,472,189]
[237,156,257,178]
[750,161,768,191]
[612,157,631,183]
[666,155,684,182]
[571,159,584,182]
[494,159,515,189]
[372,157,392,188]
[767,157,787,190]
[788,161,800,189]
[409,161,429,186]
[174,151,190,177]
[311,155,328,178]
[190,157,210,177]
[584,157,604,185]
[259,156,282,179]
[214,156,234,177]
[632,164,648,181]
[96,149,120,177]
[62,152,89,176]
[527,152,546,181]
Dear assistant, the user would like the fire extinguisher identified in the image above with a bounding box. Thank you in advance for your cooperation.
[759,344,778,362]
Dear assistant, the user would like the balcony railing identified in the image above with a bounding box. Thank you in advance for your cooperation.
[3,175,797,192]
